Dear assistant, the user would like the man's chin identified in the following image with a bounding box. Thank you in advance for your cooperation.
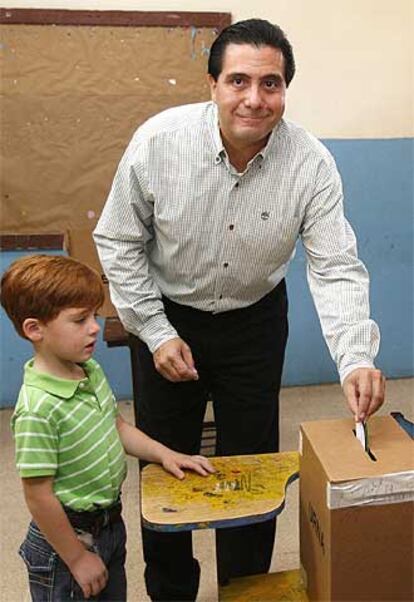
[233,128,271,146]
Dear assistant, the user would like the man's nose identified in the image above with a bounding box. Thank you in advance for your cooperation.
[244,85,262,109]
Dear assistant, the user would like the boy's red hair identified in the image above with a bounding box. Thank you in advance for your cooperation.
[1,255,105,338]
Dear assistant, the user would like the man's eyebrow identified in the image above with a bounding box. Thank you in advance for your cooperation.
[260,73,284,82]
[225,72,284,82]
[226,72,249,79]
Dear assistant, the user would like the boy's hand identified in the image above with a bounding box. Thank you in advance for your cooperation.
[117,416,215,476]
[69,549,108,599]
[21,476,109,599]
[161,451,216,480]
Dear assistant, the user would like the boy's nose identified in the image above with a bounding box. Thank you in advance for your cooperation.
[90,318,100,334]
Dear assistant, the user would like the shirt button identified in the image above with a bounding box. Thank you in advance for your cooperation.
[235,182,239,188]
[79,383,85,388]
[223,262,229,268]
[229,224,234,231]
[219,294,223,299]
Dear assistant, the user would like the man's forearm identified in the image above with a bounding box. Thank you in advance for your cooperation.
[93,232,178,350]
[302,156,380,381]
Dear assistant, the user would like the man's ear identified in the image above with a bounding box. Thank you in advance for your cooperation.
[207,74,217,102]
[22,318,44,342]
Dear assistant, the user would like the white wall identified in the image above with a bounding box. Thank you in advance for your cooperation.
[2,0,413,138]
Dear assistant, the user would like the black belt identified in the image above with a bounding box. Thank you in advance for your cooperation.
[64,501,122,536]
[162,279,287,321]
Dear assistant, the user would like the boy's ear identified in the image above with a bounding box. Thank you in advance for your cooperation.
[22,318,44,342]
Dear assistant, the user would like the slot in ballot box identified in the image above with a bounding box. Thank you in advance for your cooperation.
[299,416,413,601]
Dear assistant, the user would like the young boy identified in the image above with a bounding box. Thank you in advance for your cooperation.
[1,254,215,601]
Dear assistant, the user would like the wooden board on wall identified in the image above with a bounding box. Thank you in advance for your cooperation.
[0,9,231,235]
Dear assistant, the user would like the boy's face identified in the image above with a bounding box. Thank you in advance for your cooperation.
[37,307,100,364]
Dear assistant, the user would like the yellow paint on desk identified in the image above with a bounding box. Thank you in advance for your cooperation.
[141,452,299,529]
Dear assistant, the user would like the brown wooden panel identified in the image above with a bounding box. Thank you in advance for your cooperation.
[0,233,65,251]
[103,317,128,347]
[0,8,231,29]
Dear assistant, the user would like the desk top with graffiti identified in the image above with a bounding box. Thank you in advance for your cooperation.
[141,451,299,531]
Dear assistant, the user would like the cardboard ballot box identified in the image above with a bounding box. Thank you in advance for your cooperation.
[300,416,413,601]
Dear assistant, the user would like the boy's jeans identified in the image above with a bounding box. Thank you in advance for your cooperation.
[19,519,127,601]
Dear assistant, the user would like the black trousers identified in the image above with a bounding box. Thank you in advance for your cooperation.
[134,281,289,601]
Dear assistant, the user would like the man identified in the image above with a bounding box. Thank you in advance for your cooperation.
[94,19,385,601]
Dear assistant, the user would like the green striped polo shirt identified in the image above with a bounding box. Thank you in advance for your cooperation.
[11,358,127,512]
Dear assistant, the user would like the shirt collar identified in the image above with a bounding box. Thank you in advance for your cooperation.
[23,358,97,399]
[206,101,284,166]
[207,102,226,164]
[260,119,284,159]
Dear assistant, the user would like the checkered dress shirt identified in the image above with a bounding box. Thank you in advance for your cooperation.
[94,101,379,383]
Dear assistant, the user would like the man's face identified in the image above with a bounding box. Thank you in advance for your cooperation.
[208,43,286,152]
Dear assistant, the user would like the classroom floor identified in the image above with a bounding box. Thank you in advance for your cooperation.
[1,378,413,601]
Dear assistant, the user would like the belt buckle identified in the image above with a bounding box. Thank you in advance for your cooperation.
[91,511,107,537]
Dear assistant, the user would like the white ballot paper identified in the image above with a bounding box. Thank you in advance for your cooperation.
[355,421,368,451]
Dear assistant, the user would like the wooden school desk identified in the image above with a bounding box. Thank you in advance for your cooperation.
[141,451,308,601]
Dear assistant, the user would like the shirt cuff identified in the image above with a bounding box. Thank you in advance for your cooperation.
[339,361,376,386]
[137,314,179,353]
[19,469,56,478]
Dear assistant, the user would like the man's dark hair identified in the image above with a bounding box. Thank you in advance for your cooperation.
[208,18,295,87]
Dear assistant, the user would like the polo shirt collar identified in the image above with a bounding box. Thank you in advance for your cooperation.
[23,358,95,399]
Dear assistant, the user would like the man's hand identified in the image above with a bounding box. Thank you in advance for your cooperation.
[153,337,199,382]
[69,549,108,599]
[160,450,216,480]
[343,367,386,422]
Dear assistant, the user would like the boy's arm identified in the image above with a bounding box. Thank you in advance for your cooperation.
[116,415,215,479]
[22,477,108,599]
